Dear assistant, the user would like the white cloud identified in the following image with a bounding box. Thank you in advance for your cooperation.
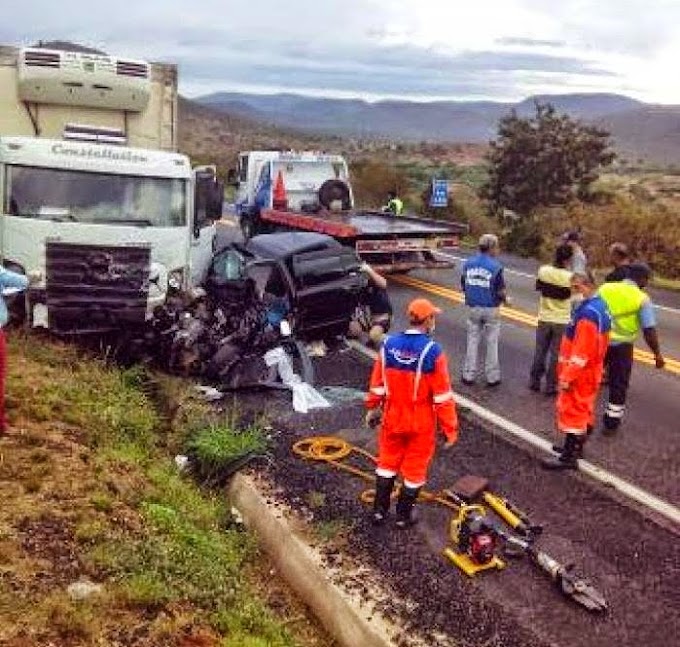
[1,0,679,102]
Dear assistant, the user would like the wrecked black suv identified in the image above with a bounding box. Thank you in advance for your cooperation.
[205,232,368,342]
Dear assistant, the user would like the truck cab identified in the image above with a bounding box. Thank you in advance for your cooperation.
[234,151,354,238]
[0,44,222,333]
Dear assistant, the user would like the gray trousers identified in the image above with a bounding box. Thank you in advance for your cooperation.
[463,306,501,383]
[530,322,566,391]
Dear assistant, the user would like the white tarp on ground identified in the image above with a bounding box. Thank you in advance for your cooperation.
[264,347,331,414]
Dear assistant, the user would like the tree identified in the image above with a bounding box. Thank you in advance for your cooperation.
[349,160,409,208]
[481,103,615,216]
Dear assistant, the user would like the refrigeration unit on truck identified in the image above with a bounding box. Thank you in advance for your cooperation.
[232,150,467,273]
[0,44,223,334]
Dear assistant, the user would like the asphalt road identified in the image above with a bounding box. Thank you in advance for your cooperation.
[215,219,680,506]
[236,352,680,647]
[215,218,679,646]
[389,271,680,507]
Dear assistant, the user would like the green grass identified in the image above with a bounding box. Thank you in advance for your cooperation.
[313,519,354,543]
[90,493,114,513]
[187,421,268,485]
[7,333,158,448]
[6,333,301,647]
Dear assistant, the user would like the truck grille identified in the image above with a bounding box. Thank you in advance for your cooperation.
[45,241,151,334]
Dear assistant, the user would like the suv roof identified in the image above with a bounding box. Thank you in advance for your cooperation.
[246,232,341,259]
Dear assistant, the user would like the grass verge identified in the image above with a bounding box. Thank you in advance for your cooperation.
[0,331,327,646]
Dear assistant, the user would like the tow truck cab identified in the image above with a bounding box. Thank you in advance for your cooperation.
[235,151,353,216]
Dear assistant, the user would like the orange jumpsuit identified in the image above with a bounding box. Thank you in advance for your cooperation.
[556,296,611,434]
[365,330,458,487]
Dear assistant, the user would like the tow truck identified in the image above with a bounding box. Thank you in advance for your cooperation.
[231,150,466,273]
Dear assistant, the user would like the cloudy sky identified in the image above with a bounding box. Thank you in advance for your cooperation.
[3,0,680,103]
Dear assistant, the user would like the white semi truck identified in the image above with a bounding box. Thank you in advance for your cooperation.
[0,44,222,334]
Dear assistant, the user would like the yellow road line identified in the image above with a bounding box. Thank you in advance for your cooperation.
[392,274,680,376]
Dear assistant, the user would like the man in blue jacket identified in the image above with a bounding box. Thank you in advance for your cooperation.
[461,234,507,386]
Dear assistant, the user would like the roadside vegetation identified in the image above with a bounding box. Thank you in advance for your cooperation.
[0,331,327,646]
[181,96,676,281]
[352,103,679,280]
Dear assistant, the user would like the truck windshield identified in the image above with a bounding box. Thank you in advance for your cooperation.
[5,165,186,227]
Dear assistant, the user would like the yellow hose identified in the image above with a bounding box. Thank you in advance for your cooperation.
[293,435,459,510]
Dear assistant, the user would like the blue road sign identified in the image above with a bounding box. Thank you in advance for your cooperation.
[430,179,449,208]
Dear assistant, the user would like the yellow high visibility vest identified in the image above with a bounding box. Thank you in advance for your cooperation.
[598,282,647,343]
[387,198,404,215]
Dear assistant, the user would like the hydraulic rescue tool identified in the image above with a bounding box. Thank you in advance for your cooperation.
[293,435,608,613]
[442,487,608,613]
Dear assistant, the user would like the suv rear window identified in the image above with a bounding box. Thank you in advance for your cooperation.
[291,248,361,288]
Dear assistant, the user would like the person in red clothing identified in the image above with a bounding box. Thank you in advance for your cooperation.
[0,266,32,435]
[543,272,611,470]
[365,298,458,527]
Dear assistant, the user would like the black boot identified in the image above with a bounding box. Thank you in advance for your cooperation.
[372,476,395,526]
[542,434,583,470]
[602,414,621,436]
[395,486,420,529]
[552,426,591,456]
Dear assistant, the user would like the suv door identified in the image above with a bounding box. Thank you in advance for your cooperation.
[289,246,366,340]
[191,167,223,286]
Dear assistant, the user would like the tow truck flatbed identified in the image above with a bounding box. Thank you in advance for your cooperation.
[258,208,467,272]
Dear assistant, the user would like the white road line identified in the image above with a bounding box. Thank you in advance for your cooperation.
[437,251,536,279]
[437,251,680,315]
[654,303,680,314]
[347,339,680,527]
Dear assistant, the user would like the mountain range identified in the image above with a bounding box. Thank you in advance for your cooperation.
[196,92,680,165]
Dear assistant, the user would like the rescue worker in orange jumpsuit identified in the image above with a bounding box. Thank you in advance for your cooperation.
[365,298,458,527]
[543,272,611,470]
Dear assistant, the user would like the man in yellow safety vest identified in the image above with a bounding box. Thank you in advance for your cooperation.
[384,191,404,216]
[598,263,665,434]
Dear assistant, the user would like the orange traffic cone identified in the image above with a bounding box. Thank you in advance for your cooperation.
[272,170,288,211]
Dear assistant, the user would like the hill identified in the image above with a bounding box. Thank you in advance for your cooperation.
[177,97,488,173]
[195,92,680,165]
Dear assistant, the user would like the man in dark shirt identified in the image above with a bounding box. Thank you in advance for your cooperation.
[358,263,393,345]
[604,242,631,282]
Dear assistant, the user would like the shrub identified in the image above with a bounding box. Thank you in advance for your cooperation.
[508,196,680,277]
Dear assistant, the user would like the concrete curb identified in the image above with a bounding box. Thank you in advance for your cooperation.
[226,473,394,647]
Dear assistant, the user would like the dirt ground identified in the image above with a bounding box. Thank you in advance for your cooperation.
[235,349,680,647]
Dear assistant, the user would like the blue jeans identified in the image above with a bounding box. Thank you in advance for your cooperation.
[530,322,566,392]
[463,306,501,383]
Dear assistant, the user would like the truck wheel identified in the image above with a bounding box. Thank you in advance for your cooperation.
[318,179,351,210]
